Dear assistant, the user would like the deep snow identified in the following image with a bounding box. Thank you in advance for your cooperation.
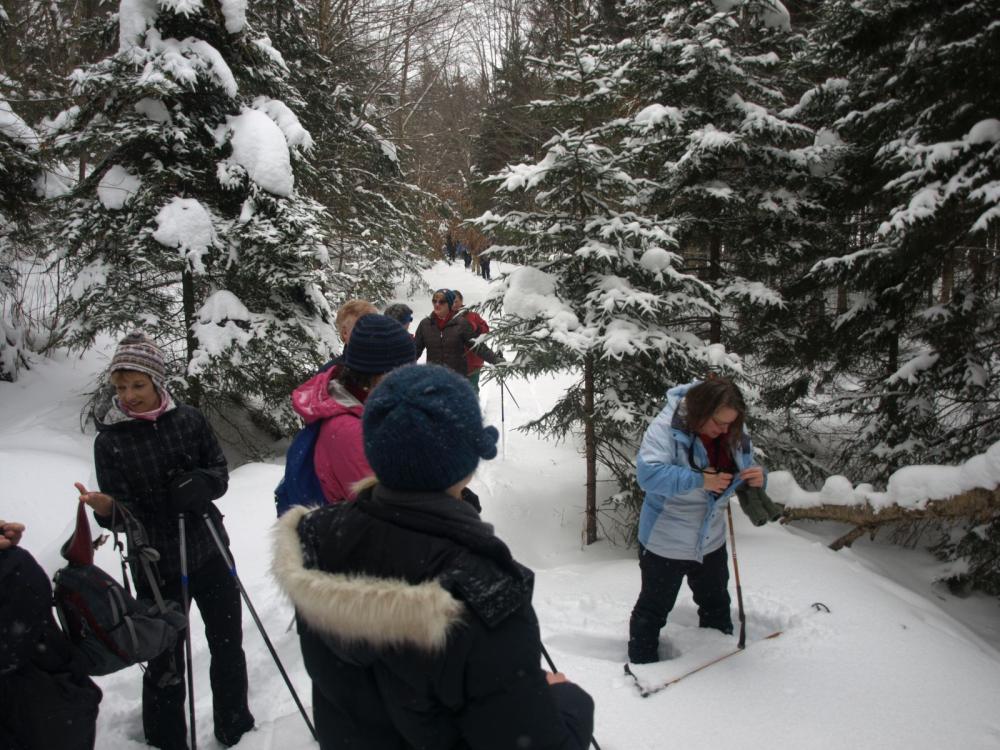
[3,260,1000,749]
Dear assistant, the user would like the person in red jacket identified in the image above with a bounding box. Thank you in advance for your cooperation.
[451,290,490,393]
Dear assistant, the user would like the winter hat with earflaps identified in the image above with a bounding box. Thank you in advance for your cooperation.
[362,364,499,492]
[109,331,166,384]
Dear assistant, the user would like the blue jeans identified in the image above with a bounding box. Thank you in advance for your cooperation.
[628,544,732,663]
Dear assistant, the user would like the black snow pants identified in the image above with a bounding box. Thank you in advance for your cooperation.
[628,543,732,663]
[139,550,253,749]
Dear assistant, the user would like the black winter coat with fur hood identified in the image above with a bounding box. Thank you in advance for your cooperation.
[273,483,594,750]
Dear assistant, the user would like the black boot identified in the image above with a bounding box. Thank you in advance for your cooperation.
[628,614,663,664]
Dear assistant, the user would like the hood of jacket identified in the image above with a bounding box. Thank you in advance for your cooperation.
[291,366,363,425]
[273,505,465,652]
[93,385,176,431]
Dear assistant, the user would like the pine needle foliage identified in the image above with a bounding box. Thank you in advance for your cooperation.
[477,37,722,542]
[800,0,1000,478]
[50,0,343,433]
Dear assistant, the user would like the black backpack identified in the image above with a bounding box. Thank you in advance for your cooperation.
[54,502,187,676]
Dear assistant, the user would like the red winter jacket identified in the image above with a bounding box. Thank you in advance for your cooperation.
[458,308,490,374]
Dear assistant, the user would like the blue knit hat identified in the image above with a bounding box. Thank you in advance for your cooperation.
[343,314,416,374]
[363,365,499,491]
[433,289,456,308]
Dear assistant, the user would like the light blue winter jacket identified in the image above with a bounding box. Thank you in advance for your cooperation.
[636,382,763,562]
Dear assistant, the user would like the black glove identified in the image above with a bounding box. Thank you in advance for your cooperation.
[167,471,215,516]
[460,487,482,514]
[735,485,783,527]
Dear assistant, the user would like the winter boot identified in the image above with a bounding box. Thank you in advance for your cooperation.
[628,614,663,664]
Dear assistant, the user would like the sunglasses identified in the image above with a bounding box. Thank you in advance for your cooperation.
[432,297,448,305]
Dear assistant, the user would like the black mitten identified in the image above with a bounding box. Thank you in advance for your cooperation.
[167,472,214,516]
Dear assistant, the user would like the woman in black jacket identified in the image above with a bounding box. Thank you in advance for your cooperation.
[273,364,594,750]
[76,332,253,749]
[414,288,504,376]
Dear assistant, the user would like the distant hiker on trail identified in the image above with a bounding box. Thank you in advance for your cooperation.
[75,331,254,749]
[479,248,492,281]
[462,243,472,270]
[289,314,416,504]
[383,302,414,332]
[1,520,102,750]
[414,288,504,378]
[451,290,490,393]
[627,375,767,664]
[273,365,595,750]
[444,232,457,263]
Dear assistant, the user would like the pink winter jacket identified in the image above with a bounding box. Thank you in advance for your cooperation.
[290,366,372,503]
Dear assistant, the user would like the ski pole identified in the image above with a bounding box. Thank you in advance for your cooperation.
[539,644,602,750]
[500,371,506,459]
[202,513,317,741]
[178,515,197,750]
[726,503,747,649]
[501,378,520,410]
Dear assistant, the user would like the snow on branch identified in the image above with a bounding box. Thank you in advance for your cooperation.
[771,441,1000,549]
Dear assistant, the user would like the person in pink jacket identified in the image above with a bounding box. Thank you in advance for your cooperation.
[291,314,416,503]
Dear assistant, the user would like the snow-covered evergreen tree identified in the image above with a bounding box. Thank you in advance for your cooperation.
[601,0,832,478]
[0,91,43,381]
[803,0,1000,476]
[50,0,342,432]
[251,0,429,303]
[478,39,722,543]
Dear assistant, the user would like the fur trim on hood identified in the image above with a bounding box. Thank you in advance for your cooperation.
[271,506,465,652]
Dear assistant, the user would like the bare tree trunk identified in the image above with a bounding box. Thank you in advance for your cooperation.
[583,354,598,545]
[709,234,722,343]
[181,268,201,407]
[939,250,953,303]
[396,0,417,136]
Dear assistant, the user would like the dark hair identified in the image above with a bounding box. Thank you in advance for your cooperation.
[452,290,463,303]
[338,366,379,393]
[383,303,413,325]
[682,375,746,450]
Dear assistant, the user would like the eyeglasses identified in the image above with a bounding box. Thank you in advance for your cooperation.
[710,414,736,429]
[432,297,448,305]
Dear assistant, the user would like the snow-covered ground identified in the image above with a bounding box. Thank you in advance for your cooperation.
[3,260,1000,749]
